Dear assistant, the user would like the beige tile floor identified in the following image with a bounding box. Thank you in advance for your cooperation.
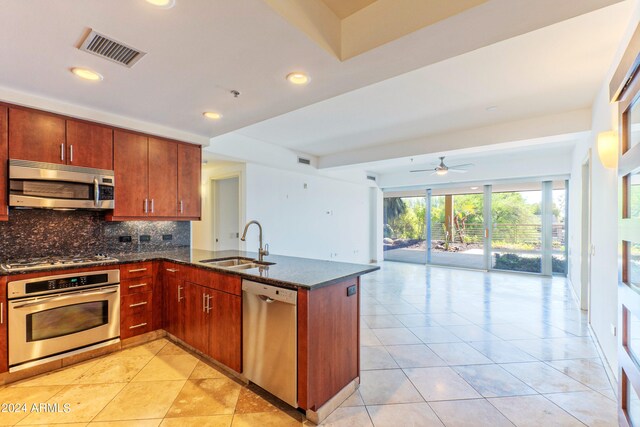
[0,262,619,426]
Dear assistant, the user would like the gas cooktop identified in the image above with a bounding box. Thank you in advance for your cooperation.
[0,254,119,272]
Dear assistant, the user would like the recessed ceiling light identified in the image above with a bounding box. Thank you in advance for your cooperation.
[470,186,479,190]
[70,67,103,81]
[486,106,498,112]
[286,72,310,85]
[146,0,176,8]
[203,112,222,120]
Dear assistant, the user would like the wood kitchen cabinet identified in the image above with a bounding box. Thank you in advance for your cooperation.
[9,108,66,164]
[109,130,200,220]
[112,130,149,219]
[119,262,156,339]
[148,137,178,217]
[65,120,113,170]
[0,106,8,221]
[177,143,201,219]
[8,108,113,170]
[160,264,241,372]
[163,263,186,341]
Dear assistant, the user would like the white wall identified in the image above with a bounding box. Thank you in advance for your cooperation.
[243,163,372,264]
[192,162,246,251]
[568,1,640,376]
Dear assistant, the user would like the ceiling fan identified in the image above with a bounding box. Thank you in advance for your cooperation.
[410,157,474,176]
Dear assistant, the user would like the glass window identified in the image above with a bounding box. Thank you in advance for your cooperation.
[627,373,640,426]
[27,301,108,341]
[383,195,427,263]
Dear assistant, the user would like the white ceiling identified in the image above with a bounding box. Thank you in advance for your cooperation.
[0,0,626,145]
[229,1,633,158]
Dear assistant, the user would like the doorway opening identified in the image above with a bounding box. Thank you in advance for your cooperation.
[212,176,240,251]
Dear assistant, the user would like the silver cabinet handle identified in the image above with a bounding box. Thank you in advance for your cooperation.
[129,323,147,329]
[166,268,179,273]
[178,285,183,302]
[69,144,73,163]
[205,294,212,313]
[129,301,148,308]
[60,143,65,161]
[144,199,148,213]
[128,283,147,289]
[179,200,184,213]
[128,268,147,273]
[94,178,100,207]
[150,199,154,213]
[1,302,3,324]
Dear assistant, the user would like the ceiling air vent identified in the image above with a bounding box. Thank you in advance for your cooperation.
[78,30,146,67]
[297,157,311,165]
[367,175,376,181]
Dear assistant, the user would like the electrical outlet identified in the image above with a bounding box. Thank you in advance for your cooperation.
[119,236,132,243]
[611,324,617,336]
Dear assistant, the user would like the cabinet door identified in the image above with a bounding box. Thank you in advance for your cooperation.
[0,106,7,220]
[177,143,201,219]
[113,130,148,218]
[208,290,242,372]
[148,137,177,217]
[66,120,113,170]
[164,267,186,341]
[184,283,209,354]
[9,108,66,164]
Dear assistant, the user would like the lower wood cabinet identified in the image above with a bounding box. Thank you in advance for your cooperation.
[161,262,242,372]
[119,263,156,340]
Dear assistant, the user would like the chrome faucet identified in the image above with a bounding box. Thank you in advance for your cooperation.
[240,220,269,262]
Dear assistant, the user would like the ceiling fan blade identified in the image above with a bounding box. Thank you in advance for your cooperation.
[448,163,474,169]
[410,169,435,173]
[448,169,468,173]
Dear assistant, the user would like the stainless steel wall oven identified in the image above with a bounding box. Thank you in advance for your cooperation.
[7,269,120,371]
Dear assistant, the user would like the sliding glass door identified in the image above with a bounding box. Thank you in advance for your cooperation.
[428,188,485,269]
[383,194,427,263]
[382,180,568,275]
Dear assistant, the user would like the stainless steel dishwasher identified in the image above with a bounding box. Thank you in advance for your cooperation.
[242,280,298,407]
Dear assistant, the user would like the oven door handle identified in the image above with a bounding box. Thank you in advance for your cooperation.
[12,288,119,309]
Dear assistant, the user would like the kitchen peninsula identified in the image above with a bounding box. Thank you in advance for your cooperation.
[0,248,379,423]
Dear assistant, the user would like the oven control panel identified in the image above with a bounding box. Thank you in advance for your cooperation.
[8,270,120,299]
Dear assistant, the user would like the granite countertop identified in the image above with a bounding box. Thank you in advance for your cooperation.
[2,248,380,290]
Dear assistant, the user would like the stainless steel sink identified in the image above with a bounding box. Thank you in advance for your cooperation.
[199,257,274,270]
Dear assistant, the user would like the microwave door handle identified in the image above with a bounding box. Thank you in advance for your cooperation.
[12,288,118,309]
[94,178,100,207]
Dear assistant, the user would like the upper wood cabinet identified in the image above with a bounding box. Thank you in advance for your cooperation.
[0,106,7,221]
[8,109,113,170]
[66,120,113,170]
[112,130,149,219]
[178,143,201,219]
[9,108,66,164]
[110,130,201,220]
[148,137,178,217]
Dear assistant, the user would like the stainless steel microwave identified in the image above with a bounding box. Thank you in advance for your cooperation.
[9,159,115,210]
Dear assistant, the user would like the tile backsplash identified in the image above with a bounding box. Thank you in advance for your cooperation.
[0,209,190,260]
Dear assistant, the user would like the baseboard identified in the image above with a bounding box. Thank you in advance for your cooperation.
[588,323,618,397]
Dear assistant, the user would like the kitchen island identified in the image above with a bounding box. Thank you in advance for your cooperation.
[0,248,379,423]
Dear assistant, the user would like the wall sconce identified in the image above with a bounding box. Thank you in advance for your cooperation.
[597,131,618,169]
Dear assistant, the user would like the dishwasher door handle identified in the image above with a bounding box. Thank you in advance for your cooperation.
[258,295,275,303]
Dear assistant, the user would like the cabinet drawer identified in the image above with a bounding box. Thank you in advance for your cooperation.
[120,262,153,280]
[121,277,153,295]
[121,292,153,338]
[185,268,241,295]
